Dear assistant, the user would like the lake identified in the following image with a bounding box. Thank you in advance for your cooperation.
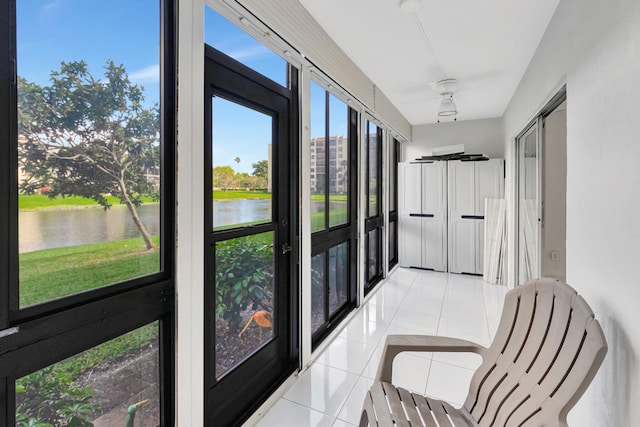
[19,198,347,253]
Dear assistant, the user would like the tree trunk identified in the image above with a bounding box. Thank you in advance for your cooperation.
[118,179,155,250]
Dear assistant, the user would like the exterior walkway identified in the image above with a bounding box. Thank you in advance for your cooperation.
[256,268,508,426]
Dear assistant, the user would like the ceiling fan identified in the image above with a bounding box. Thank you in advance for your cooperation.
[435,79,458,122]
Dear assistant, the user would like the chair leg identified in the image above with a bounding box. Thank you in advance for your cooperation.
[359,410,369,427]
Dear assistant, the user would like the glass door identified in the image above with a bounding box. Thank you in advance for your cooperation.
[517,122,541,284]
[364,120,385,293]
[204,46,298,426]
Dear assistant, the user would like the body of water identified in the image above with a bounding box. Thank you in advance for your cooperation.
[19,198,348,252]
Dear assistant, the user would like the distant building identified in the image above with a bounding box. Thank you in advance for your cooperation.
[310,135,349,194]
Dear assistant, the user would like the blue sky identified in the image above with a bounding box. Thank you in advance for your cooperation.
[17,1,349,175]
[18,0,160,106]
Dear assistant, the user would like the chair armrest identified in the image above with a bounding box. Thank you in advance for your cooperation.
[376,334,487,382]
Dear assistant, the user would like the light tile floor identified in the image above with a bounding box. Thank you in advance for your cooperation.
[255,268,508,427]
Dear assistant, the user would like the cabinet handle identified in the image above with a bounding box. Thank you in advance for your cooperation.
[410,213,434,218]
[461,215,484,219]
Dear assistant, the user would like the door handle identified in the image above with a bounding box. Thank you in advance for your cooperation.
[282,243,292,255]
[0,326,19,339]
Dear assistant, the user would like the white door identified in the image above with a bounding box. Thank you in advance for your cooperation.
[448,161,476,274]
[421,162,447,271]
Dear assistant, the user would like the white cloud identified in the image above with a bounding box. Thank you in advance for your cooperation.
[228,45,270,61]
[129,64,160,84]
[40,0,63,17]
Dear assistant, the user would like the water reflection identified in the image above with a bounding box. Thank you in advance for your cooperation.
[19,204,160,253]
[213,199,271,229]
[19,199,350,253]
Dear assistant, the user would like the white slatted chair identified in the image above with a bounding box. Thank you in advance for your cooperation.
[360,278,607,427]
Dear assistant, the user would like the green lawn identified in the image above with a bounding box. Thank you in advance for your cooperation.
[311,207,348,231]
[19,194,156,210]
[213,190,271,200]
[19,235,160,307]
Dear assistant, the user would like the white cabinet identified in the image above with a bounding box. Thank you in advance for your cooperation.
[399,159,504,275]
[448,159,504,274]
[399,162,447,271]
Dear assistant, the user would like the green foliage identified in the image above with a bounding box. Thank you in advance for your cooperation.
[215,237,274,333]
[212,165,237,191]
[16,366,98,427]
[15,324,157,427]
[251,160,268,179]
[17,60,159,248]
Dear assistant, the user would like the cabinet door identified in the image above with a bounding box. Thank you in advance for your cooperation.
[448,161,475,274]
[398,163,422,267]
[421,162,447,271]
[400,217,423,267]
[475,219,484,274]
[399,163,422,216]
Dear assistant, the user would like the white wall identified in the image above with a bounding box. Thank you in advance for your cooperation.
[404,118,504,162]
[503,0,640,424]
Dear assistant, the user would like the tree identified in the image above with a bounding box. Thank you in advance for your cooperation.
[251,160,268,190]
[213,165,237,191]
[252,160,268,180]
[234,156,241,164]
[18,60,159,250]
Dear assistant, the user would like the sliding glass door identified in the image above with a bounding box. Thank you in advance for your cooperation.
[517,122,541,284]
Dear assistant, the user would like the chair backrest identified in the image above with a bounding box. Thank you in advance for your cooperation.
[462,278,607,427]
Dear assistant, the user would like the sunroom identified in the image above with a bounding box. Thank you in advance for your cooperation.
[0,0,638,426]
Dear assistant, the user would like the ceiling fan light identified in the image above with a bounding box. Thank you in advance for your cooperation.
[438,96,458,117]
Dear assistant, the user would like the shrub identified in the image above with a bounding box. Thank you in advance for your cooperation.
[215,238,274,333]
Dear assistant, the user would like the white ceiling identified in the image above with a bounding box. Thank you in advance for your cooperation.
[297,0,561,125]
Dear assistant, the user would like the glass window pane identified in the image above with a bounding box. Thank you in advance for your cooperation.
[204,7,287,88]
[16,323,159,426]
[310,82,326,233]
[368,229,379,280]
[214,232,275,379]
[212,97,272,230]
[367,121,378,216]
[311,253,326,334]
[17,0,161,307]
[390,140,398,212]
[389,221,397,264]
[329,95,348,228]
[328,242,348,316]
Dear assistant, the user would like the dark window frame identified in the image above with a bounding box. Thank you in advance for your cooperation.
[0,0,177,424]
[388,138,399,269]
[364,121,384,293]
[310,100,358,348]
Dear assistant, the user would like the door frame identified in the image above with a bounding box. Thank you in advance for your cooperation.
[514,87,566,285]
[203,45,299,426]
[363,115,385,294]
